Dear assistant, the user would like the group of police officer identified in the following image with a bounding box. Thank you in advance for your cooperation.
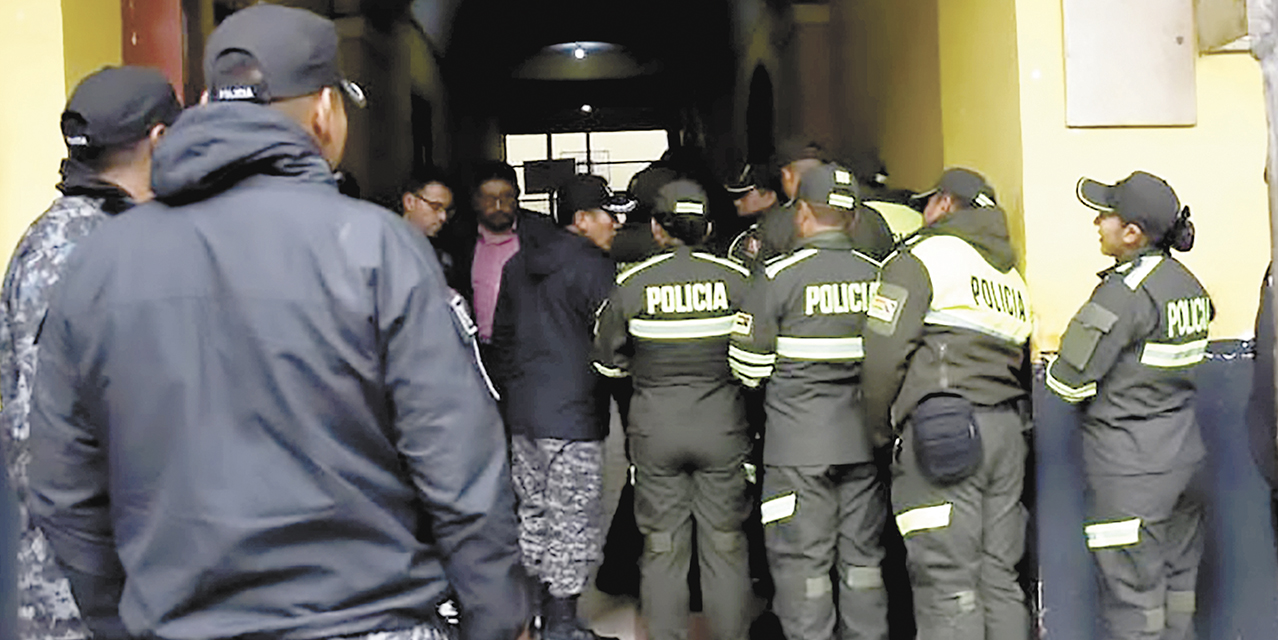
[592,154,1212,640]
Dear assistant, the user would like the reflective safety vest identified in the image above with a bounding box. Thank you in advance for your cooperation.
[909,235,1032,347]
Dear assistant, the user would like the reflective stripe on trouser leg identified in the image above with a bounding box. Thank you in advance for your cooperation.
[541,439,604,597]
[892,410,1029,640]
[1085,466,1199,640]
[763,465,838,640]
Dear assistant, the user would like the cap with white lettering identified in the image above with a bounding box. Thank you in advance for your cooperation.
[205,4,366,108]
[653,180,710,218]
[61,66,181,152]
[797,162,861,211]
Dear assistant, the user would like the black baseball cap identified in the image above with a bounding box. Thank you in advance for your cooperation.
[912,168,998,209]
[726,163,783,197]
[205,4,365,108]
[556,174,612,226]
[61,66,181,151]
[1077,171,1181,243]
[797,163,861,211]
[654,180,710,218]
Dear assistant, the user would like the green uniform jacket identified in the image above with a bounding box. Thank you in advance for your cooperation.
[1046,249,1211,476]
[729,230,882,465]
[593,246,752,442]
[863,206,1033,448]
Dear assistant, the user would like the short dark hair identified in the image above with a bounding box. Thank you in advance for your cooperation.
[470,160,518,194]
[70,136,150,175]
[400,165,453,210]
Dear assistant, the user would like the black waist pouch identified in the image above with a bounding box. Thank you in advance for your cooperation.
[910,393,982,485]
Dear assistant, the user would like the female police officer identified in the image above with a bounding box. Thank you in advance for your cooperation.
[1047,171,1210,640]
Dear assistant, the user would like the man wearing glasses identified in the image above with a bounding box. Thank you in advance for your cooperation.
[401,167,456,239]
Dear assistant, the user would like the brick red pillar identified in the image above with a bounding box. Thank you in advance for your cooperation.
[121,0,187,103]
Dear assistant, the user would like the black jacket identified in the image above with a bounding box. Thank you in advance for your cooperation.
[491,222,616,441]
[28,103,526,640]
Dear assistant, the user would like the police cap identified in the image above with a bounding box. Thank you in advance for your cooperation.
[61,66,181,152]
[1077,171,1182,245]
[797,162,861,211]
[205,4,366,108]
[912,167,997,209]
[653,180,710,218]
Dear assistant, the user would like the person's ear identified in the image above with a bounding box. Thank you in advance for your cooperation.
[402,192,416,213]
[573,209,590,229]
[311,87,346,166]
[1122,222,1146,246]
[147,124,166,151]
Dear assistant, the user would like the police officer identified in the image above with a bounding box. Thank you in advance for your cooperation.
[863,168,1033,640]
[725,162,786,269]
[593,180,752,640]
[1046,172,1208,640]
[0,65,181,640]
[729,163,888,640]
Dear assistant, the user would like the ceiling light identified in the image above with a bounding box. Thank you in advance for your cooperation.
[574,46,586,60]
[580,104,593,113]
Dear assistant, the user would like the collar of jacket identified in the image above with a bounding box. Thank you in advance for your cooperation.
[1097,246,1167,279]
[915,205,1017,271]
[151,102,337,205]
[797,229,854,250]
[55,157,134,214]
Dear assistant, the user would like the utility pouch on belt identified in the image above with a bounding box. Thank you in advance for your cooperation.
[911,393,982,485]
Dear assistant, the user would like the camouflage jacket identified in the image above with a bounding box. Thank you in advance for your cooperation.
[1,194,117,640]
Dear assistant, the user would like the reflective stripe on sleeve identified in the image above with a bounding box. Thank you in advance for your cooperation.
[1045,358,1097,404]
[775,336,864,360]
[593,362,628,378]
[629,315,735,339]
[760,492,797,524]
[1085,518,1142,549]
[1139,339,1208,368]
[728,344,776,366]
[895,503,952,536]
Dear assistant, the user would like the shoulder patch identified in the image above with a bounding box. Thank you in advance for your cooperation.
[692,251,751,277]
[617,252,676,284]
[866,281,908,335]
[764,248,819,280]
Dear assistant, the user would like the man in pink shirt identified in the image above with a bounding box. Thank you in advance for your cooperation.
[455,161,554,346]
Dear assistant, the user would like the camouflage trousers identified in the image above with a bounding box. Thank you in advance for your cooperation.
[510,436,604,598]
[17,524,90,640]
[333,622,455,640]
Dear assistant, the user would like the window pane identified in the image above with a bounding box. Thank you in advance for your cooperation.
[506,134,548,167]
[550,132,587,157]
[589,130,668,163]
[604,161,658,194]
[520,194,551,215]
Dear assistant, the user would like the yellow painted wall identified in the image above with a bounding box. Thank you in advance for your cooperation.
[937,0,1026,265]
[0,1,69,262]
[62,0,122,94]
[832,0,943,193]
[1015,0,1268,346]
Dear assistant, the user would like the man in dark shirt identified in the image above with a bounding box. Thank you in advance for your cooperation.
[492,174,618,640]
